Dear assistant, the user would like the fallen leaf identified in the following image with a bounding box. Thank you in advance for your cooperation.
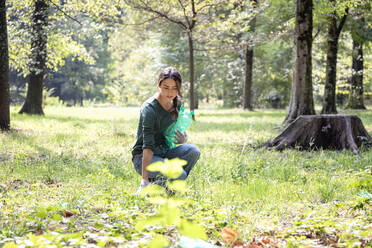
[232,240,245,247]
[214,240,223,246]
[63,209,74,217]
[221,227,239,243]
[261,238,270,244]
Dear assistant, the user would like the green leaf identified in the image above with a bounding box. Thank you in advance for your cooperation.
[63,232,83,240]
[135,216,163,231]
[158,205,181,226]
[148,196,168,205]
[147,158,186,179]
[51,213,62,221]
[140,184,166,196]
[46,205,59,212]
[147,234,169,248]
[94,222,104,229]
[35,208,48,219]
[179,220,208,240]
[168,198,189,208]
[167,180,187,193]
[3,242,17,248]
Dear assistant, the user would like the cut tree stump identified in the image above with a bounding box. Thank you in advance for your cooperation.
[262,114,372,154]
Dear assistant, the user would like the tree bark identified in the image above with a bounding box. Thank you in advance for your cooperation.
[0,0,10,130]
[321,2,348,114]
[243,1,256,111]
[19,0,48,115]
[188,32,195,120]
[243,44,254,110]
[284,0,315,124]
[322,13,338,114]
[263,115,372,155]
[346,37,365,109]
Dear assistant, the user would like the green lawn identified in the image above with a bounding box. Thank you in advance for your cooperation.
[0,106,371,247]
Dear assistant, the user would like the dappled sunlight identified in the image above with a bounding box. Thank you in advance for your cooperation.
[1,106,371,247]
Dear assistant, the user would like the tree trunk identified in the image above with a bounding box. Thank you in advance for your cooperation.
[223,86,228,107]
[321,2,348,114]
[243,1,256,111]
[188,32,195,120]
[263,115,372,155]
[194,91,199,109]
[243,45,254,110]
[0,0,10,130]
[322,12,338,114]
[19,0,48,115]
[284,0,315,124]
[346,38,365,109]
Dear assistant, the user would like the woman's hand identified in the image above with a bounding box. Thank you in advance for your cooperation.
[174,130,188,144]
[136,178,151,195]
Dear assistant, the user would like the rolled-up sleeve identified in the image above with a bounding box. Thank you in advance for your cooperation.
[142,108,156,151]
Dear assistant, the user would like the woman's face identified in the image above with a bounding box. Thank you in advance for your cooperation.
[158,78,178,102]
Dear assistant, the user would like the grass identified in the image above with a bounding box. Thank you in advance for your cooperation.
[0,105,371,247]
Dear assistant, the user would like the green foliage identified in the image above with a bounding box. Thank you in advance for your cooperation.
[7,0,94,75]
[136,158,207,246]
[282,197,371,247]
[105,27,163,105]
[147,234,169,248]
[147,158,186,179]
[1,106,371,247]
[5,0,372,109]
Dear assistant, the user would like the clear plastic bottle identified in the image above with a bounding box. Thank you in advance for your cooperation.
[164,107,194,148]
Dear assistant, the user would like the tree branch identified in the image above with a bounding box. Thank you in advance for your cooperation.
[125,15,161,26]
[196,0,230,14]
[127,0,188,30]
[313,26,321,41]
[49,0,82,25]
[336,8,348,37]
[177,0,191,27]
[190,0,196,30]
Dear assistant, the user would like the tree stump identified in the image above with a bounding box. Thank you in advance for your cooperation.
[262,115,372,154]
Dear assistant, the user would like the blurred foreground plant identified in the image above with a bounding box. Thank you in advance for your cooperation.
[136,158,208,248]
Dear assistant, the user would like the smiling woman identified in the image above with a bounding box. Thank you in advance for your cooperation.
[131,67,200,193]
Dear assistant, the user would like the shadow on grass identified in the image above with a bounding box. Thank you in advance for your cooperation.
[11,113,139,125]
[191,120,282,133]
[198,110,286,119]
[2,129,135,183]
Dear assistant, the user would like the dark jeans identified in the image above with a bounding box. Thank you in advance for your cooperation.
[132,144,200,182]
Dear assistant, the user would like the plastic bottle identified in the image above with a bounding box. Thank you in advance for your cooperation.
[164,107,194,148]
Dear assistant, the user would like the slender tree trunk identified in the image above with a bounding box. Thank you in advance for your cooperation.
[284,0,315,124]
[195,91,199,109]
[0,0,10,130]
[321,1,348,114]
[243,0,256,110]
[223,87,228,107]
[322,13,338,113]
[19,0,48,115]
[243,46,254,110]
[346,36,365,109]
[188,31,195,120]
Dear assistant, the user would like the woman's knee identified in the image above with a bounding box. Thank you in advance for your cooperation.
[188,144,200,159]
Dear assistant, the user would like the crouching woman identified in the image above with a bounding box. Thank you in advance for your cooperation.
[131,67,200,192]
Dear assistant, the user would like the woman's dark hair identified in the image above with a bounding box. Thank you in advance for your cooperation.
[158,67,182,119]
